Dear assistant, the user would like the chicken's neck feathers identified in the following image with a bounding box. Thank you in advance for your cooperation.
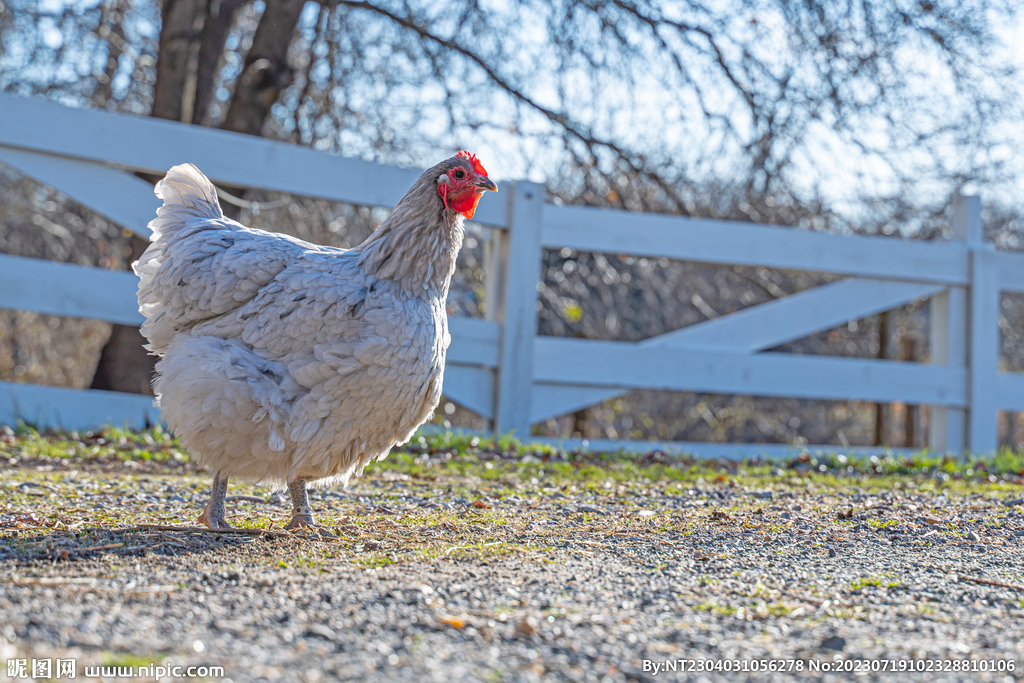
[356,169,464,300]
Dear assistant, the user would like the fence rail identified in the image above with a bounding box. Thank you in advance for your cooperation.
[1,94,1021,456]
[541,204,972,285]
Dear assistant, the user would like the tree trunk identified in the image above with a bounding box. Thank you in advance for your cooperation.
[89,0,305,395]
[89,235,156,395]
[192,0,247,125]
[221,0,306,136]
[151,0,206,122]
[873,311,891,446]
[218,0,306,217]
[89,0,207,394]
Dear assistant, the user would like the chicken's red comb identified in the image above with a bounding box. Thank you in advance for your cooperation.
[456,150,488,177]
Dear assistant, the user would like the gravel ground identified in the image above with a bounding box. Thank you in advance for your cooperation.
[2,430,1024,682]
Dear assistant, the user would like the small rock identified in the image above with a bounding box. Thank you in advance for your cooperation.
[363,540,383,551]
[225,494,266,503]
[304,624,337,642]
[828,547,837,558]
[821,635,846,651]
[925,517,944,525]
[967,531,980,542]
[578,505,605,515]
[636,510,657,517]
[754,491,774,500]
[1004,498,1024,507]
[376,505,396,514]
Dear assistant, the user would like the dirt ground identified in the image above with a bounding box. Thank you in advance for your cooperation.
[2,428,1024,682]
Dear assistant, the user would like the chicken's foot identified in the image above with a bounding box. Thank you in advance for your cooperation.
[285,477,337,539]
[198,470,233,529]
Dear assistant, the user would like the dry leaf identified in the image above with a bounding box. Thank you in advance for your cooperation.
[515,620,536,637]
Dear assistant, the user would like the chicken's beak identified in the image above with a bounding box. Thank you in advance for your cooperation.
[475,177,498,192]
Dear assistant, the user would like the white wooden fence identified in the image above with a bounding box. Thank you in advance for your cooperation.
[1,94,1021,457]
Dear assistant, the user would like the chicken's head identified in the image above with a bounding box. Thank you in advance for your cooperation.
[437,151,497,220]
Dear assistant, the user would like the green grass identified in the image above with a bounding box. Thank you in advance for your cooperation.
[849,575,902,590]
[101,652,168,668]
[4,422,187,465]
[693,600,739,616]
[356,554,395,569]
[4,424,1024,499]
[867,518,899,529]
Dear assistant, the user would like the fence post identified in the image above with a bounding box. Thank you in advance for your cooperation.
[931,194,999,455]
[491,181,544,438]
[962,195,999,454]
[929,195,980,454]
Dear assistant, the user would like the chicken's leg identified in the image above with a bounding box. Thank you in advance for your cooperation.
[285,477,317,529]
[197,470,232,529]
[285,477,337,538]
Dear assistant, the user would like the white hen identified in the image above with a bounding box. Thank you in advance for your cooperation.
[134,153,497,530]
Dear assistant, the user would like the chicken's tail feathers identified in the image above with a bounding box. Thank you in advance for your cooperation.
[134,164,225,350]
[147,163,224,241]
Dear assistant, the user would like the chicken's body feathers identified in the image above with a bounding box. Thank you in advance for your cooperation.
[136,160,470,487]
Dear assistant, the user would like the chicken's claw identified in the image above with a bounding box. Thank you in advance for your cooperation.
[197,506,233,530]
[285,506,338,539]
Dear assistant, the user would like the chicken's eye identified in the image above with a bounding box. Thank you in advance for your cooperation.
[454,169,465,179]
